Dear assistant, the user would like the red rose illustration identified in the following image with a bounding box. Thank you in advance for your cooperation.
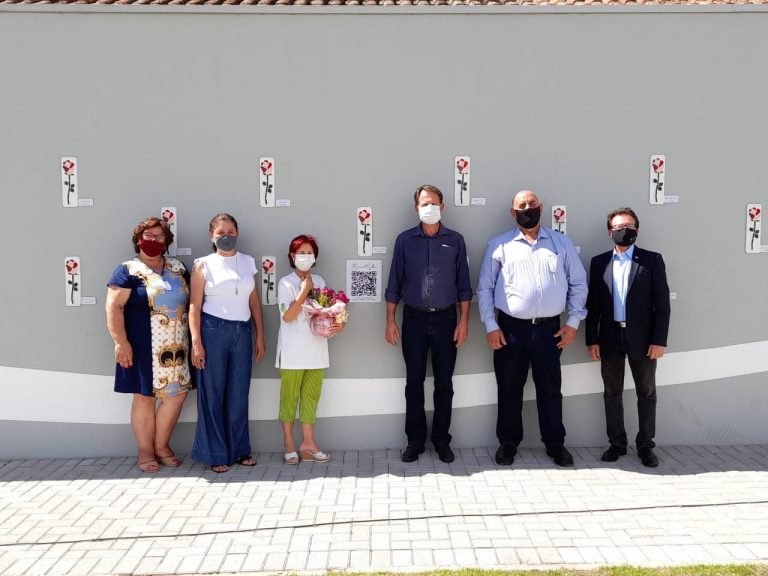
[262,258,275,303]
[62,159,76,206]
[652,157,665,203]
[260,159,274,205]
[456,158,470,204]
[65,259,79,304]
[748,207,761,251]
[358,210,372,254]
[162,209,175,223]
[553,207,566,233]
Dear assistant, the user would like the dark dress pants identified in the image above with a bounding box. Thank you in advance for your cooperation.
[401,306,457,448]
[494,312,566,450]
[600,328,657,450]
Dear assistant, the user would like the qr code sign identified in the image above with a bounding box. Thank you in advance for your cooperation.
[351,271,377,298]
[346,260,382,303]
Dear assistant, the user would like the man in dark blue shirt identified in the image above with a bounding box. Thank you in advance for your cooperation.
[385,184,473,463]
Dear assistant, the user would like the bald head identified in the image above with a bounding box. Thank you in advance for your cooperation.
[512,190,541,210]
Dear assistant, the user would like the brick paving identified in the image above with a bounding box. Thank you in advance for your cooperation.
[0,445,767,575]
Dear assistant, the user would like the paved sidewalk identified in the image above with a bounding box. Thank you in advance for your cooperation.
[0,445,767,575]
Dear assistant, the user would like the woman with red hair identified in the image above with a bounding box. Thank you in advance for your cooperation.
[276,234,344,464]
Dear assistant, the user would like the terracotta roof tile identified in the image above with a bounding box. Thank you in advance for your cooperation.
[3,0,767,6]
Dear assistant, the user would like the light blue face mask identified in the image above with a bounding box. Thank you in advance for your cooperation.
[215,235,237,252]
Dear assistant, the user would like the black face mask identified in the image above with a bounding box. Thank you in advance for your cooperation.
[612,228,637,247]
[515,207,541,229]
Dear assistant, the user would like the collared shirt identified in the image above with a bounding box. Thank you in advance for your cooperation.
[385,223,473,308]
[477,226,588,333]
[611,244,635,323]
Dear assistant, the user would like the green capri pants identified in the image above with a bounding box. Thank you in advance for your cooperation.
[279,369,324,424]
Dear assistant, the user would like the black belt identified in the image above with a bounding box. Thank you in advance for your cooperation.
[615,321,627,328]
[405,304,455,313]
[500,311,559,325]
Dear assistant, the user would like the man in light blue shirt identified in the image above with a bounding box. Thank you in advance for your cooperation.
[612,245,634,323]
[477,190,587,467]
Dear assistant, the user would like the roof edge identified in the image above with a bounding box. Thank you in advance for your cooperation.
[2,3,768,13]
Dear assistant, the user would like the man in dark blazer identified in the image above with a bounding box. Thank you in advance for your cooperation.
[585,207,670,467]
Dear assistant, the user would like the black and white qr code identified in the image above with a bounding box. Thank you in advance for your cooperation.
[350,271,378,297]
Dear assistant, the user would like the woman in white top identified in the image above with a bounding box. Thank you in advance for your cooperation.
[276,234,344,464]
[189,213,266,473]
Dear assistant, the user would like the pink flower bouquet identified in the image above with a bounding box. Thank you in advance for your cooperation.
[302,287,349,339]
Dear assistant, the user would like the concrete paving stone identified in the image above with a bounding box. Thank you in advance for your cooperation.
[304,550,328,570]
[723,542,759,560]
[349,550,370,568]
[475,547,498,565]
[452,547,477,566]
[326,550,350,569]
[745,542,768,559]
[1,560,31,576]
[176,553,204,573]
[599,545,628,564]
[411,549,433,566]
[391,549,413,567]
[198,553,226,573]
[219,552,246,573]
[152,555,183,575]
[131,556,161,575]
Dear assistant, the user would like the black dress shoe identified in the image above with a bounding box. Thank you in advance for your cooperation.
[638,447,659,468]
[546,446,574,467]
[601,445,628,462]
[495,444,516,466]
[401,444,425,463]
[435,445,455,463]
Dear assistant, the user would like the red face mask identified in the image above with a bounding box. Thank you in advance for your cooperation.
[139,238,165,257]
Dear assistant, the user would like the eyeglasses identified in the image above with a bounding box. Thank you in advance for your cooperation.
[611,225,636,231]
[142,233,166,242]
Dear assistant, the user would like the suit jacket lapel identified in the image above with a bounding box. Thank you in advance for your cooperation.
[603,253,613,297]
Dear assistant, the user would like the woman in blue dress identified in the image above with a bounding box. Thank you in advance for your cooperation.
[106,217,194,472]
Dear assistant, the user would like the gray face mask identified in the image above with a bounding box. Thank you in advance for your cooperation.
[215,235,237,252]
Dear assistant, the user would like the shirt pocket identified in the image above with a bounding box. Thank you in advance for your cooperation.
[438,243,457,262]
[545,253,560,274]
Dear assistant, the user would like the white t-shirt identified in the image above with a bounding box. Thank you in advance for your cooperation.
[275,272,329,370]
[196,252,257,322]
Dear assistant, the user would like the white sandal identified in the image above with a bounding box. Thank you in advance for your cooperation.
[284,451,299,465]
[299,449,330,463]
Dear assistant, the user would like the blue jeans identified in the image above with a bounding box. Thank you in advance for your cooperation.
[494,312,566,450]
[191,312,253,465]
[401,305,457,448]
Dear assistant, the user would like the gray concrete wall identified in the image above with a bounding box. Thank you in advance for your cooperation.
[1,7,767,458]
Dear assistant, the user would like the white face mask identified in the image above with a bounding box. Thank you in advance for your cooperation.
[294,254,315,272]
[418,204,442,225]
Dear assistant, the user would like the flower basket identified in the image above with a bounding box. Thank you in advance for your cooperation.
[302,288,349,339]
